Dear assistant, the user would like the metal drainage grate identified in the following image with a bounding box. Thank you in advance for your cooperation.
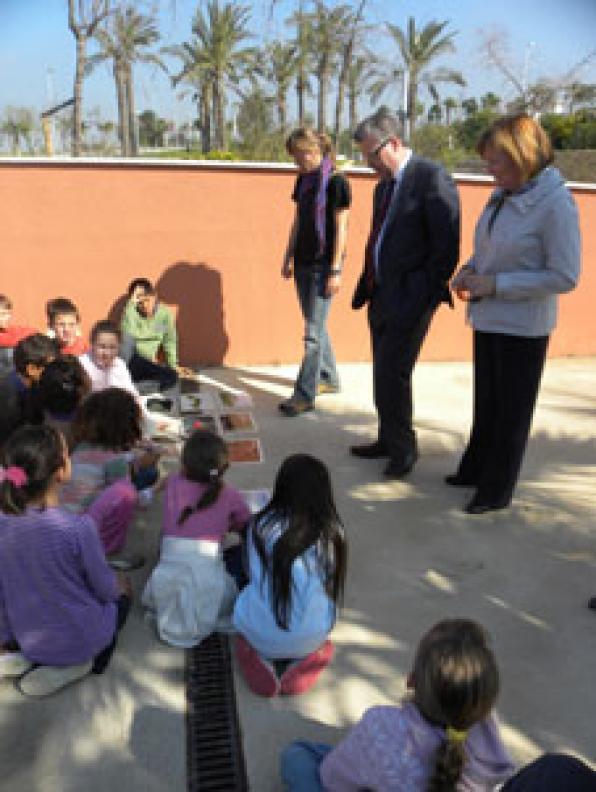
[186,632,249,792]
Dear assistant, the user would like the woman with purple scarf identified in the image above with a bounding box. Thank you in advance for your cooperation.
[279,129,351,417]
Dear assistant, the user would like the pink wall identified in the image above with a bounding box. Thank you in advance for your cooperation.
[1,160,593,365]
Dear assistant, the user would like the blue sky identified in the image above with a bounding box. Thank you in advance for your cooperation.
[0,0,594,125]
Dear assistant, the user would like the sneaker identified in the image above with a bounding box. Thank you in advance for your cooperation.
[278,397,314,417]
[280,639,334,695]
[0,652,32,679]
[17,661,92,697]
[234,635,279,697]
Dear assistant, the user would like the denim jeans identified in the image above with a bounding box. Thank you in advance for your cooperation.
[293,266,339,403]
[280,741,332,791]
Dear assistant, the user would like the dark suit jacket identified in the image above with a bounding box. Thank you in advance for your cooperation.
[352,155,460,331]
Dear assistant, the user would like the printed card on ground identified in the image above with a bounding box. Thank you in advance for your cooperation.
[227,438,263,464]
[180,392,217,414]
[219,412,257,433]
[240,489,271,514]
[217,390,253,410]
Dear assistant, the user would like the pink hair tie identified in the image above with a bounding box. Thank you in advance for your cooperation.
[0,466,28,488]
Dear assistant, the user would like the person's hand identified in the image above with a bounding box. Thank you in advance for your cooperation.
[281,260,293,279]
[325,272,341,297]
[464,273,496,300]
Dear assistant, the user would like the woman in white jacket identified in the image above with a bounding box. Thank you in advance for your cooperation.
[449,114,581,514]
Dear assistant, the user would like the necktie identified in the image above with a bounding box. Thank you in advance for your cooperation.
[364,179,396,296]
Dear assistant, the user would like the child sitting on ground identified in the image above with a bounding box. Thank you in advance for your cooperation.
[79,319,141,400]
[0,333,58,449]
[143,429,251,648]
[233,453,347,697]
[0,294,36,374]
[0,425,131,697]
[38,355,91,447]
[59,388,158,556]
[281,618,515,791]
[46,297,88,356]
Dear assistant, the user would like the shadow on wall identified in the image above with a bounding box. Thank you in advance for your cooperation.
[157,261,228,367]
[106,261,229,367]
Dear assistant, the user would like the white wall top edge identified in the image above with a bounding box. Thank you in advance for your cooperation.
[1,156,594,191]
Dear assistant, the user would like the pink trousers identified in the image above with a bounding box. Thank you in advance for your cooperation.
[86,480,137,555]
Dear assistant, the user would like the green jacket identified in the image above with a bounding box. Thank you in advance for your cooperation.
[121,300,178,367]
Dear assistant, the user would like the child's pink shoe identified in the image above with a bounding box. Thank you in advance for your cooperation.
[280,639,334,695]
[234,635,279,698]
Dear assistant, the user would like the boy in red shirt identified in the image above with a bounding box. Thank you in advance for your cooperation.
[0,294,36,374]
[46,297,88,356]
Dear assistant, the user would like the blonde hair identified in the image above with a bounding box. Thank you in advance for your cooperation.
[285,127,335,164]
[412,619,500,792]
[477,113,554,183]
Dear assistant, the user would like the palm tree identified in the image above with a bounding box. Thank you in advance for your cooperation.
[68,0,110,156]
[333,0,368,141]
[89,6,165,156]
[168,39,213,153]
[263,41,298,135]
[307,1,353,133]
[347,55,375,133]
[191,1,253,150]
[286,1,312,127]
[376,17,465,135]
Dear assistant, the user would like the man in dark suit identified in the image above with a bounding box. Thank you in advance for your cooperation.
[351,110,460,478]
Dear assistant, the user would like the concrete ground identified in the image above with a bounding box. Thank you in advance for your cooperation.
[1,358,596,791]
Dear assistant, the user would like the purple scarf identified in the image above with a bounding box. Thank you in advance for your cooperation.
[314,156,333,257]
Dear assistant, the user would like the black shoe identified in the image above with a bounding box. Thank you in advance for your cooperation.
[445,473,477,487]
[383,452,418,479]
[588,597,596,611]
[350,441,389,459]
[464,495,510,515]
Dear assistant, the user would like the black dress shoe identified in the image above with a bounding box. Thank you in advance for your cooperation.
[444,473,477,487]
[350,441,389,459]
[464,495,510,515]
[383,452,418,479]
[588,596,596,611]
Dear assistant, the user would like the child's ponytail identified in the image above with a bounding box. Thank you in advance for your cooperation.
[0,425,65,515]
[411,619,500,792]
[177,429,228,526]
[427,728,467,791]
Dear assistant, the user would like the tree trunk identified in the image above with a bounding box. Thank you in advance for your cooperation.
[297,72,306,126]
[73,34,86,156]
[317,64,329,133]
[334,76,346,142]
[213,77,225,150]
[278,88,287,135]
[200,85,211,153]
[408,73,417,134]
[115,63,130,156]
[127,65,137,156]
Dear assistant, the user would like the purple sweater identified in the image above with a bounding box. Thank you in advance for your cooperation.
[320,702,515,791]
[0,507,118,665]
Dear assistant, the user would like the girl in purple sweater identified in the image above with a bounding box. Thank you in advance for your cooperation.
[281,619,514,791]
[0,425,130,697]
